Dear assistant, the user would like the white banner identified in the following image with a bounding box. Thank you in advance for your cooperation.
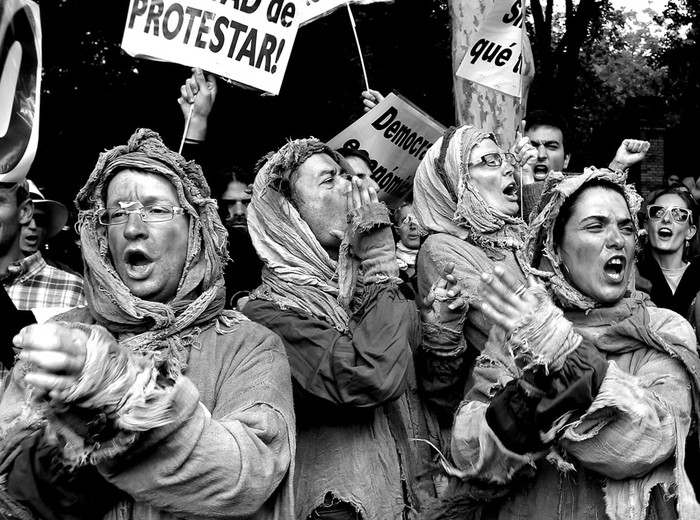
[299,0,392,26]
[328,92,445,209]
[121,0,303,95]
[455,0,529,98]
[0,0,41,183]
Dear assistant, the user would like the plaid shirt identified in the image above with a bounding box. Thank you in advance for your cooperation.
[2,252,86,312]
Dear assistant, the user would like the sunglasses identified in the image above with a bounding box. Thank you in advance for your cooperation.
[646,204,692,223]
[469,152,518,168]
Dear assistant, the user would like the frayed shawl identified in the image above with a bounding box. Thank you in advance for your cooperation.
[525,167,700,519]
[247,138,359,333]
[75,128,230,379]
[525,167,642,311]
[412,125,526,260]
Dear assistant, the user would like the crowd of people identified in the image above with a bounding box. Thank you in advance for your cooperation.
[0,67,699,520]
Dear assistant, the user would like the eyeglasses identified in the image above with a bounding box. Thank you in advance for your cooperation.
[98,204,185,226]
[646,204,692,223]
[394,217,416,230]
[469,152,518,168]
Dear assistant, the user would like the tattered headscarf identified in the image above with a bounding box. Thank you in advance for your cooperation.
[412,125,526,258]
[248,138,359,333]
[525,167,642,310]
[75,128,229,378]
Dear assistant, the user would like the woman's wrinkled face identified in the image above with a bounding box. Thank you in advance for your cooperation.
[105,170,190,303]
[645,193,696,257]
[467,139,519,217]
[555,186,636,304]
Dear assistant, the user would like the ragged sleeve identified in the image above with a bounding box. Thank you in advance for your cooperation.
[243,284,415,409]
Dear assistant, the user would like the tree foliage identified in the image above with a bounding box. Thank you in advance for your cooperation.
[527,0,667,169]
[654,0,700,174]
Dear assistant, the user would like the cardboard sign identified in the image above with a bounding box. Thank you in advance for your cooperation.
[455,0,529,98]
[327,92,445,209]
[299,0,392,26]
[121,0,303,95]
[0,0,41,183]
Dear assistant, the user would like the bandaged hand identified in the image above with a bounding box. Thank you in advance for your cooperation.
[419,262,467,350]
[15,323,144,416]
[16,323,89,400]
[481,267,608,452]
[343,176,398,281]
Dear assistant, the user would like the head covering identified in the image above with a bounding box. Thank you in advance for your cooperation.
[26,179,68,238]
[526,167,642,310]
[75,128,229,377]
[412,125,526,258]
[248,138,358,332]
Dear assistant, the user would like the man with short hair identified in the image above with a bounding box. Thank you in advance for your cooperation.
[243,138,439,519]
[0,129,295,520]
[0,179,84,320]
[524,109,650,181]
[524,109,571,181]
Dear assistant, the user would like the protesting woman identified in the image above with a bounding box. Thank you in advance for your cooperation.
[636,186,700,336]
[448,168,700,519]
[412,125,537,424]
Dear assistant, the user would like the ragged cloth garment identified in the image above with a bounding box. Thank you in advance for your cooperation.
[245,138,442,520]
[448,167,700,520]
[0,128,296,520]
[411,125,531,424]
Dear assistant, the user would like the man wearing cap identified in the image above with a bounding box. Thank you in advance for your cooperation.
[20,179,81,275]
[0,179,85,320]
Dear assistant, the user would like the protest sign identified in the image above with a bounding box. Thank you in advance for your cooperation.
[328,92,445,209]
[121,0,303,95]
[455,0,529,98]
[299,0,392,26]
[0,0,41,183]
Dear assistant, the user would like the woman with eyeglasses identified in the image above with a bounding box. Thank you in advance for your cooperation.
[444,168,700,520]
[411,125,538,425]
[635,187,700,325]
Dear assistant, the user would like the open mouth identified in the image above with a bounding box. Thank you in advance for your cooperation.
[124,250,154,280]
[503,182,518,202]
[603,256,626,282]
[657,227,673,239]
[534,165,549,181]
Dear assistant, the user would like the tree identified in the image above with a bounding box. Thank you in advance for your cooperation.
[654,0,700,174]
[567,6,666,169]
[522,0,667,169]
[528,0,614,115]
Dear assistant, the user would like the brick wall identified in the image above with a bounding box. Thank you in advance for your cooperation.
[638,126,665,200]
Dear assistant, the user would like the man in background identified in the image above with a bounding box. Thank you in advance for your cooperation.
[0,180,84,321]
